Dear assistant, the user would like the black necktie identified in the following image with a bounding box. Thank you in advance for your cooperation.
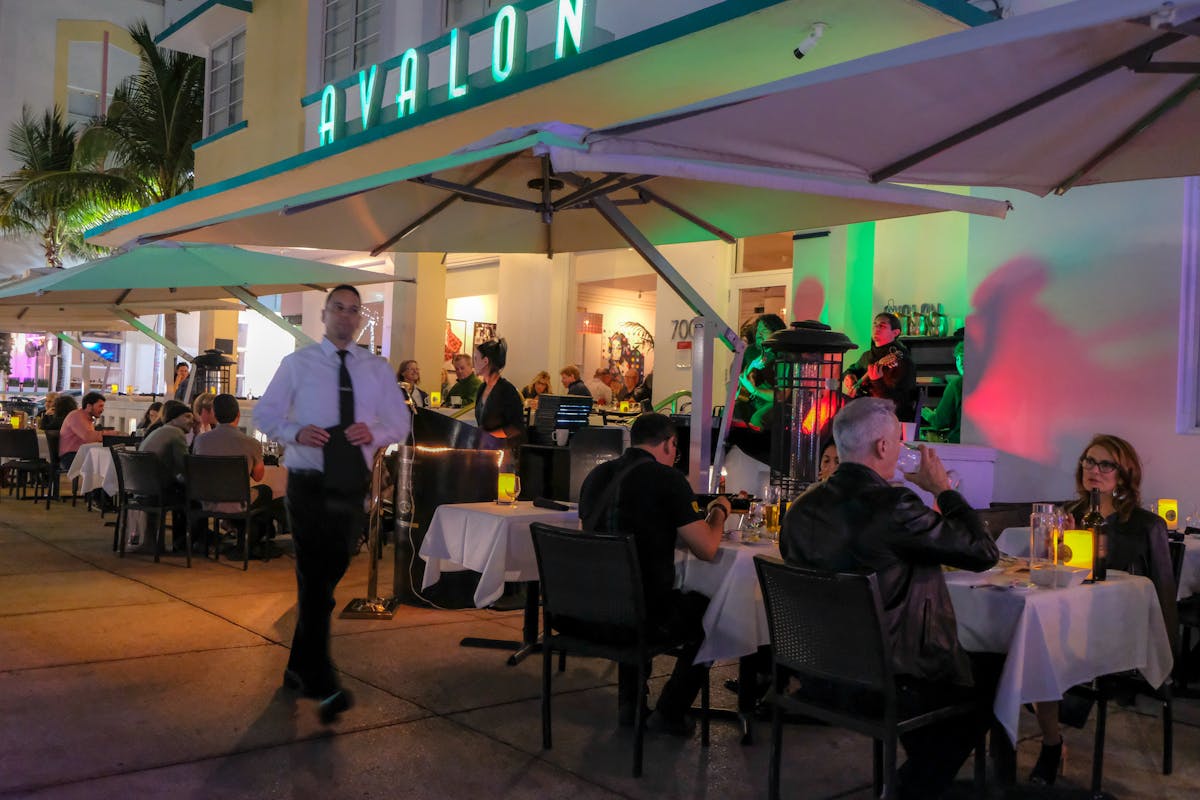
[337,350,355,427]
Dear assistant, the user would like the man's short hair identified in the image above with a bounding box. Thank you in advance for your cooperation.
[213,393,240,424]
[630,412,676,447]
[161,400,191,424]
[832,398,897,460]
[560,365,581,381]
[325,284,361,305]
[452,353,472,368]
[81,391,105,409]
[192,393,215,416]
[875,312,902,332]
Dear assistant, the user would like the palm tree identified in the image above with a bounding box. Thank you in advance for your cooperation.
[0,106,135,269]
[81,20,205,204]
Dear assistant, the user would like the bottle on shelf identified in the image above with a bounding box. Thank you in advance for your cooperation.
[1083,488,1108,581]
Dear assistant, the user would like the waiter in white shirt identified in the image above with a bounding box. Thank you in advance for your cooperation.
[256,284,411,724]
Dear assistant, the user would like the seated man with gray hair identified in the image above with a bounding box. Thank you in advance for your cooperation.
[780,397,1000,800]
[193,394,273,554]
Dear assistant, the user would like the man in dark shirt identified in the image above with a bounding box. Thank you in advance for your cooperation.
[559,365,591,397]
[842,312,916,420]
[578,413,731,734]
[781,398,999,799]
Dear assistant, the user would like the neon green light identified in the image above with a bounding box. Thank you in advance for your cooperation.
[318,84,343,146]
[357,64,384,130]
[395,48,423,118]
[491,5,527,83]
[555,0,591,60]
[447,27,468,100]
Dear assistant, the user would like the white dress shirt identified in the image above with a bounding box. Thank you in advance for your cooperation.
[255,338,411,473]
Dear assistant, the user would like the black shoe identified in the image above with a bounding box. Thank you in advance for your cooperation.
[282,668,315,696]
[318,689,354,724]
[1028,740,1064,786]
[645,710,695,738]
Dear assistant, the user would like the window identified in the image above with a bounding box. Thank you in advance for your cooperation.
[208,29,246,134]
[445,0,503,29]
[323,0,383,83]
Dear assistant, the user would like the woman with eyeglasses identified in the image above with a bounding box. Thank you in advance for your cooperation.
[1027,433,1177,786]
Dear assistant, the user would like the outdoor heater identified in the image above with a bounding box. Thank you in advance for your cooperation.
[191,349,236,397]
[765,321,856,496]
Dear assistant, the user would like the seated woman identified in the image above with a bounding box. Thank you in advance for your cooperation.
[816,439,839,481]
[921,340,963,443]
[1028,433,1178,786]
[397,359,429,409]
[135,402,163,437]
[521,371,552,409]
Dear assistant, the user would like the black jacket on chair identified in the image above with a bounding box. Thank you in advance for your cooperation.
[780,462,999,686]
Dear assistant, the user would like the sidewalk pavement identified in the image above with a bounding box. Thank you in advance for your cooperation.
[1,494,1197,799]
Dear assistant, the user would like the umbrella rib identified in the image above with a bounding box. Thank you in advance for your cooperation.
[870,30,1187,183]
[1131,61,1200,74]
[555,174,657,211]
[368,152,522,257]
[637,187,736,244]
[1054,74,1200,194]
[17,307,27,320]
[114,288,132,305]
[551,172,625,210]
[411,177,539,211]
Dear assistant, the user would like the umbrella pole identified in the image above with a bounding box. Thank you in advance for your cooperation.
[54,333,90,392]
[591,196,744,492]
[224,286,317,348]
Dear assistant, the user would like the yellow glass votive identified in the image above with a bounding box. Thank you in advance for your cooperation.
[497,473,518,504]
[430,391,441,408]
[110,384,118,394]
[1156,498,1178,530]
[9,416,19,429]
[1061,529,1094,576]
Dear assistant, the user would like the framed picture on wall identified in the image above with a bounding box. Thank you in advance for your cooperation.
[445,319,466,367]
[473,321,497,347]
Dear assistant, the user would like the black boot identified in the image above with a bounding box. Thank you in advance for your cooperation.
[1028,739,1064,786]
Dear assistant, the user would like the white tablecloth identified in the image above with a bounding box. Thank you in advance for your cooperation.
[66,442,117,496]
[944,569,1173,744]
[676,541,776,664]
[419,501,579,608]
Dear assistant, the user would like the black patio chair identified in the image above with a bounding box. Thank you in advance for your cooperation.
[0,429,54,509]
[753,556,986,800]
[529,522,710,778]
[113,448,188,565]
[185,455,272,571]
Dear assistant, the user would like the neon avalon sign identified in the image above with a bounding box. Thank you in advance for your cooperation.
[317,0,595,147]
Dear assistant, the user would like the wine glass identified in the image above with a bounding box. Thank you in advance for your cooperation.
[742,502,765,543]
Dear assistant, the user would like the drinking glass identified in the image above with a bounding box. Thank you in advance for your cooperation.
[742,502,765,543]
[762,485,782,542]
[496,474,521,505]
[896,444,921,476]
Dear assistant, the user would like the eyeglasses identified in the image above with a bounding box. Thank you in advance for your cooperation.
[1079,456,1119,474]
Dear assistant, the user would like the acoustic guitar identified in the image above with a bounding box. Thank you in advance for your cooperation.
[846,346,903,397]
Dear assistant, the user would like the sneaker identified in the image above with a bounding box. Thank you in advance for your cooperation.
[318,688,355,724]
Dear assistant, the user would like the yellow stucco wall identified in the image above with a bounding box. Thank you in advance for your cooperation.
[193,0,307,187]
[53,20,141,113]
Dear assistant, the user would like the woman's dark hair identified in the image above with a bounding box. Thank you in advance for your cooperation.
[475,338,507,372]
[756,314,787,334]
[139,402,163,429]
[53,394,78,418]
[1073,434,1143,522]
[397,359,418,381]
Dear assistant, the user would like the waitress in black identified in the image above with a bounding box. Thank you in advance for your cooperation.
[473,338,526,462]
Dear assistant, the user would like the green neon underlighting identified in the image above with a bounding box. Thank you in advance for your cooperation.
[447,28,468,100]
[491,5,526,83]
[358,64,382,130]
[555,0,589,60]
[318,84,341,145]
[395,48,423,118]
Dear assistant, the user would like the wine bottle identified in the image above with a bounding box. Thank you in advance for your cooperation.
[1083,489,1108,581]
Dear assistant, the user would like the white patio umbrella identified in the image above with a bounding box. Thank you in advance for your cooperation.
[118,123,1010,490]
[588,0,1200,196]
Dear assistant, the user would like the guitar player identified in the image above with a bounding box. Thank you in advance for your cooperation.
[841,312,917,421]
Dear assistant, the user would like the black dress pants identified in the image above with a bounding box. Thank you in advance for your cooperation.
[617,590,711,721]
[285,470,366,697]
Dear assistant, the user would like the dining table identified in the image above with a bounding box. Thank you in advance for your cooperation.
[65,441,118,496]
[419,500,580,664]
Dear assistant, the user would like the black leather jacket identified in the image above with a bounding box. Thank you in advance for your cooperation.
[781,462,999,686]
